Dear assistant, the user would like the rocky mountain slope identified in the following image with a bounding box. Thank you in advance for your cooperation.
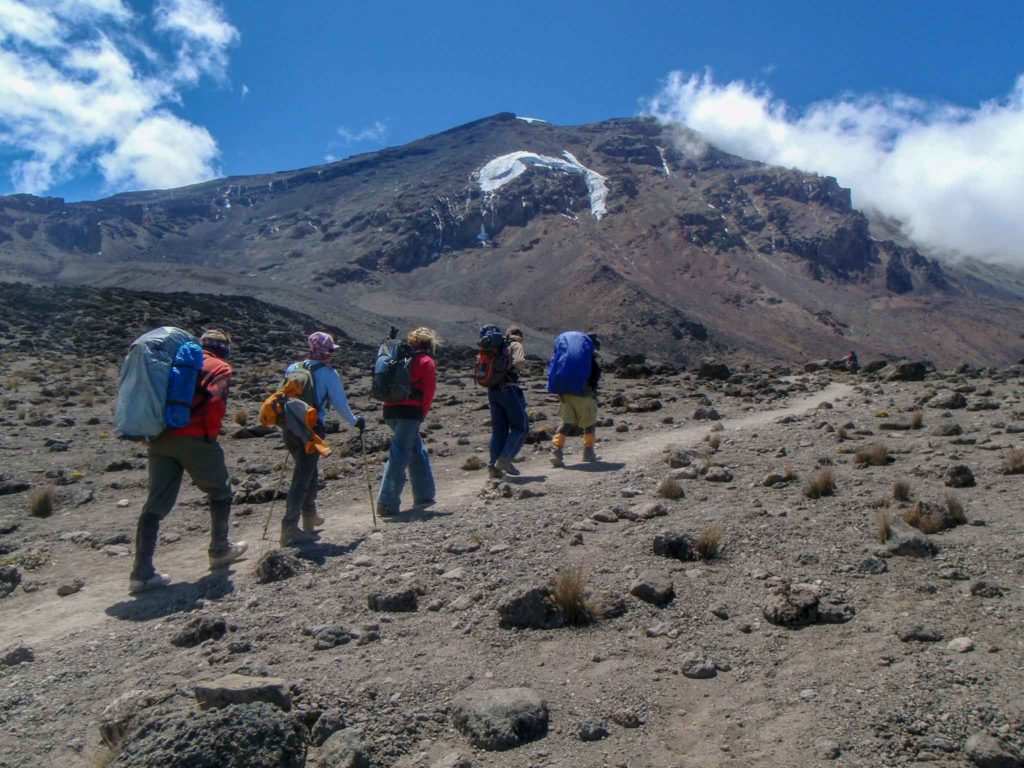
[1,113,1023,366]
[0,286,1022,768]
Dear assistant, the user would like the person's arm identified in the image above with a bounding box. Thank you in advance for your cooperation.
[203,360,231,437]
[416,356,437,418]
[589,356,602,391]
[320,367,359,427]
[509,340,526,372]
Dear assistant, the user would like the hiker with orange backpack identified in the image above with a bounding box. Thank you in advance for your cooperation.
[278,332,366,546]
[374,327,438,517]
[126,329,247,594]
[475,325,529,479]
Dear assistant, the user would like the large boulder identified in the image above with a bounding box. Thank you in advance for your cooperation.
[696,360,731,380]
[319,727,372,768]
[450,688,549,751]
[929,391,968,410]
[882,360,928,381]
[111,703,307,768]
[762,582,854,628]
[629,571,675,606]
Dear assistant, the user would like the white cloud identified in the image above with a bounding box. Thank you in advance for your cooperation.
[0,0,236,195]
[336,120,388,145]
[240,82,249,100]
[646,70,1024,264]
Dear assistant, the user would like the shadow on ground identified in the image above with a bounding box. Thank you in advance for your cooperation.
[562,461,626,473]
[106,571,235,622]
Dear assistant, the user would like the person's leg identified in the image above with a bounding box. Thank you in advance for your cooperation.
[407,426,436,504]
[281,432,317,533]
[377,419,414,514]
[498,386,529,467]
[177,438,245,564]
[300,453,323,531]
[551,395,577,467]
[487,387,509,472]
[131,440,184,582]
[580,396,599,462]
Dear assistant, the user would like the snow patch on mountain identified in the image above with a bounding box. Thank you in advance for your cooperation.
[476,150,608,220]
[516,116,547,124]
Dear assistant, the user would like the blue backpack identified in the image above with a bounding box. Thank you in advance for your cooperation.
[165,342,205,428]
[546,331,594,395]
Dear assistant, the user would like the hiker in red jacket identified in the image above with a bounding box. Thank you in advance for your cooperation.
[129,329,247,593]
[376,327,438,516]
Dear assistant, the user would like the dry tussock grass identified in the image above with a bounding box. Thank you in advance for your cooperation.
[28,485,57,518]
[549,564,596,626]
[872,509,894,542]
[909,410,924,430]
[783,464,798,482]
[803,468,835,499]
[903,499,966,534]
[999,447,1024,475]
[695,521,725,560]
[705,434,722,452]
[944,492,966,523]
[657,475,685,500]
[854,443,890,466]
[233,409,249,426]
[835,425,848,441]
[891,478,912,503]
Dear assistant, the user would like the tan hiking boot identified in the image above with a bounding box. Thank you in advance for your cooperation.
[209,542,248,570]
[280,527,318,547]
[550,447,565,468]
[302,513,325,532]
[496,458,520,476]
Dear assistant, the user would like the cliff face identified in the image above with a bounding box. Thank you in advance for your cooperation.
[0,112,1019,366]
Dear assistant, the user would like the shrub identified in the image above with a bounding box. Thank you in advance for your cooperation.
[836,425,848,442]
[233,409,249,426]
[903,499,966,534]
[909,410,924,430]
[854,443,890,466]
[803,468,835,499]
[783,464,798,482]
[695,521,724,560]
[872,509,893,543]
[705,434,722,452]
[548,564,596,626]
[28,485,57,518]
[891,479,912,503]
[657,475,685,500]
[999,447,1024,475]
[944,492,967,524]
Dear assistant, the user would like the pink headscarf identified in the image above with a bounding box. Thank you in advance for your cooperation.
[307,332,337,362]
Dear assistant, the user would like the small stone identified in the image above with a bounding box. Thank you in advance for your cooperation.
[964,732,1023,768]
[652,531,695,561]
[170,615,227,648]
[969,580,1003,598]
[947,636,975,653]
[367,587,418,612]
[609,708,641,728]
[193,674,291,711]
[590,509,619,523]
[56,578,85,597]
[896,624,944,643]
[945,464,976,488]
[352,555,374,567]
[431,751,473,768]
[450,687,549,750]
[703,466,733,483]
[629,571,674,606]
[680,651,717,679]
[815,740,841,759]
[578,719,610,742]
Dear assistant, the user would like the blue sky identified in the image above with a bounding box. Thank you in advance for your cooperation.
[1,0,1022,223]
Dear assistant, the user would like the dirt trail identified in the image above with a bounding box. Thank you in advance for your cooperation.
[0,382,851,650]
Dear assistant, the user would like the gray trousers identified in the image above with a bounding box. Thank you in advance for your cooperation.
[282,430,321,528]
[131,435,233,580]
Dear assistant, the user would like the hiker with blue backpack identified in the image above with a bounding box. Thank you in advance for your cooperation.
[373,327,438,517]
[475,325,529,479]
[116,329,247,594]
[547,332,602,467]
[278,332,367,546]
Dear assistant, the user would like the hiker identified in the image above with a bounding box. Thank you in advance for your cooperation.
[279,332,366,547]
[375,327,438,516]
[129,330,247,594]
[478,326,528,479]
[548,332,602,467]
[846,350,859,373]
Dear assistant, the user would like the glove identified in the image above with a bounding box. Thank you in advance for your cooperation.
[354,416,366,432]
[388,326,399,340]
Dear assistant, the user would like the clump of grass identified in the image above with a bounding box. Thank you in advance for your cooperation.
[869,495,890,509]
[705,434,722,452]
[461,455,485,471]
[998,446,1024,475]
[803,468,836,499]
[783,464,798,482]
[695,521,725,560]
[892,478,912,503]
[944,492,967,524]
[854,443,890,467]
[903,499,966,534]
[548,564,596,626]
[872,509,894,543]
[28,484,57,518]
[323,464,342,480]
[657,475,685,500]
[909,410,924,430]
[233,409,249,426]
[835,425,848,442]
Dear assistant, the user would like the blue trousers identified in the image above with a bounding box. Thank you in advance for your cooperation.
[376,418,435,513]
[488,385,529,467]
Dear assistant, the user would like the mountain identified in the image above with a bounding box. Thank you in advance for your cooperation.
[1,112,1022,366]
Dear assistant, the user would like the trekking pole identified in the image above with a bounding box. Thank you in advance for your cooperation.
[260,452,290,550]
[360,429,377,530]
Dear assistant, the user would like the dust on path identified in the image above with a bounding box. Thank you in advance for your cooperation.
[0,382,851,649]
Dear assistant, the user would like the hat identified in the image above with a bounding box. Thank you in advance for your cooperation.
[200,329,232,359]
[308,331,337,361]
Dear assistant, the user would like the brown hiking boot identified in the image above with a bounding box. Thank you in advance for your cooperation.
[280,527,317,547]
[487,465,504,479]
[496,458,520,476]
[302,513,325,532]
[583,446,598,462]
[209,542,248,570]
[550,448,565,468]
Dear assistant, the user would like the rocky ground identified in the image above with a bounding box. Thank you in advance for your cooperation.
[1,289,1023,768]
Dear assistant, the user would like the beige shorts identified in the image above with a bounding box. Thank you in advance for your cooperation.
[558,394,598,429]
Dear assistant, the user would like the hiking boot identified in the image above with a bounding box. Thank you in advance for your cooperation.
[377,505,398,518]
[550,448,565,468]
[413,498,435,508]
[128,573,170,594]
[496,458,520,476]
[302,513,325,532]
[209,541,248,570]
[487,465,504,480]
[583,446,598,462]
[280,527,318,547]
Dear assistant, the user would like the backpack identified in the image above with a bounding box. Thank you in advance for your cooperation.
[546,331,595,395]
[371,340,414,402]
[474,324,511,388]
[284,361,326,409]
[257,361,325,428]
[114,327,200,440]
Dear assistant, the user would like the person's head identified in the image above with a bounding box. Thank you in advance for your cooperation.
[407,327,439,355]
[308,331,338,362]
[507,326,523,340]
[200,329,232,359]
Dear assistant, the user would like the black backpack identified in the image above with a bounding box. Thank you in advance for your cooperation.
[474,325,511,388]
[371,340,414,402]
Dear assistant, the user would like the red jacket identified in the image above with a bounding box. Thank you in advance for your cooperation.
[383,352,436,420]
[170,350,232,439]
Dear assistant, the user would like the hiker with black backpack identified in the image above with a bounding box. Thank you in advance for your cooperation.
[278,332,366,546]
[123,329,247,594]
[374,327,438,517]
[475,325,529,479]
[547,332,602,467]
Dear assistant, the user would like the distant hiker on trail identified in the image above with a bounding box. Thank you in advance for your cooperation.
[128,330,247,594]
[846,350,859,373]
[475,325,529,479]
[375,327,438,517]
[547,331,602,467]
[278,332,366,547]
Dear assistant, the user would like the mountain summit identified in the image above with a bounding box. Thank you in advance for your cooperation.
[1,112,1021,365]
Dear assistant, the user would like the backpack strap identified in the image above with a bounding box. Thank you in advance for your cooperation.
[301,360,330,411]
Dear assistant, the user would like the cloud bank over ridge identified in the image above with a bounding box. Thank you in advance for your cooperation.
[647,71,1024,265]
